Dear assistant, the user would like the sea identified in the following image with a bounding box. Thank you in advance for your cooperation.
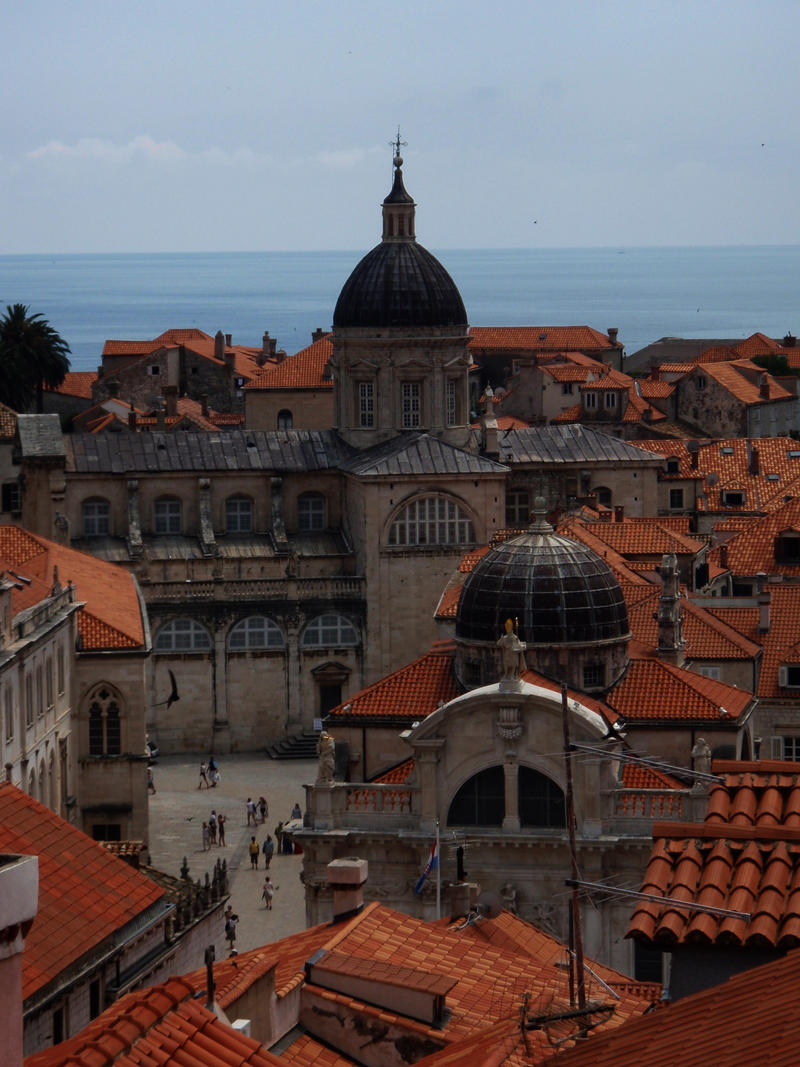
[0,245,798,373]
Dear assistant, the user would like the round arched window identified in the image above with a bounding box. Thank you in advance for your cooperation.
[388,495,475,547]
[229,616,285,650]
[155,618,212,652]
[301,614,359,648]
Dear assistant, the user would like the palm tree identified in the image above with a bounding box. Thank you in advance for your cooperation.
[0,303,71,413]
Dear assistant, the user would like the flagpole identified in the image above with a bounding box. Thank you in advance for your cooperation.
[435,820,441,920]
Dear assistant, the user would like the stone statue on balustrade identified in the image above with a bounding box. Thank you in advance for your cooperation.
[316,730,336,785]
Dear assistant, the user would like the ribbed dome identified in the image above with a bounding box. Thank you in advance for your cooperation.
[456,510,630,647]
[333,240,468,329]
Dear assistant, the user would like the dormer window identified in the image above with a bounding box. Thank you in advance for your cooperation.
[721,490,744,507]
[775,531,800,563]
[604,392,617,409]
[779,666,800,688]
[696,375,707,389]
[666,457,680,474]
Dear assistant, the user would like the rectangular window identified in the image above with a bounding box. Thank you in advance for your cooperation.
[1,481,20,513]
[25,674,33,727]
[446,379,457,426]
[82,500,109,537]
[401,382,421,428]
[561,382,573,395]
[4,687,12,742]
[697,665,721,680]
[604,392,617,409]
[148,365,160,376]
[722,491,744,507]
[505,489,530,527]
[669,488,684,509]
[358,382,374,428]
[783,736,800,760]
[584,393,597,409]
[57,646,65,695]
[154,499,182,534]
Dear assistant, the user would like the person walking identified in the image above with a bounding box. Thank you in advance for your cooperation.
[201,822,210,851]
[217,812,226,846]
[147,768,156,794]
[261,875,275,910]
[262,834,274,869]
[274,821,284,854]
[224,906,238,949]
[209,756,219,787]
[208,810,217,845]
[246,798,256,826]
[258,796,268,824]
[248,835,259,869]
[198,762,209,789]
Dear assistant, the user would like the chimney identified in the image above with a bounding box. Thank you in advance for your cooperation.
[269,338,277,356]
[783,333,797,348]
[750,444,760,476]
[614,505,625,523]
[719,543,729,570]
[608,327,619,344]
[482,411,498,459]
[225,333,232,347]
[599,508,612,522]
[657,553,686,666]
[327,858,367,923]
[128,409,137,431]
[200,393,209,418]
[214,330,224,360]
[757,572,771,633]
[687,440,700,470]
[760,373,770,399]
[258,332,270,366]
[165,386,178,418]
[0,854,39,1067]
[312,328,326,343]
[275,349,287,364]
[448,882,479,920]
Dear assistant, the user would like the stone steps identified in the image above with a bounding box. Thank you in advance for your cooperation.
[267,731,318,760]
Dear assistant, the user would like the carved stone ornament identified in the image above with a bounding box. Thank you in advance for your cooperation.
[497,704,523,743]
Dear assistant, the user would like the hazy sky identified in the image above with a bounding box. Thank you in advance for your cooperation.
[3,1,799,253]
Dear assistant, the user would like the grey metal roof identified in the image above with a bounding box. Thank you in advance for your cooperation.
[65,429,354,475]
[498,425,663,466]
[16,414,65,459]
[339,432,508,477]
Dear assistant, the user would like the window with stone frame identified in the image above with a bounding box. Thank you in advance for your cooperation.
[25,673,33,727]
[446,378,458,426]
[87,686,122,756]
[358,381,375,428]
[584,392,597,409]
[518,766,566,828]
[228,615,285,650]
[154,497,182,535]
[448,766,505,826]
[401,381,421,428]
[388,495,475,547]
[82,497,110,537]
[669,488,684,509]
[277,409,293,430]
[57,645,65,695]
[604,392,617,409]
[301,614,359,648]
[155,618,212,652]
[298,492,326,532]
[505,489,530,527]
[582,662,604,688]
[46,656,54,709]
[226,494,253,533]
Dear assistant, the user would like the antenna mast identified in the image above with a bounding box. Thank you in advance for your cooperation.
[561,682,586,1011]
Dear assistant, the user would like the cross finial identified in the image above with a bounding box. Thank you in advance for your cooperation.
[390,126,407,167]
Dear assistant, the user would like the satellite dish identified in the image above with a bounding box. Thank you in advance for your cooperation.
[475,891,503,920]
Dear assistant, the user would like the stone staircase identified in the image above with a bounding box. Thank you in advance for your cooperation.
[267,731,319,760]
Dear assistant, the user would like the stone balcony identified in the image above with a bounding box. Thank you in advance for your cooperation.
[139,575,366,604]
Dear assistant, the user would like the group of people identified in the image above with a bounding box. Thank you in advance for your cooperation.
[248,833,275,869]
[198,756,221,788]
[245,796,268,825]
[202,809,226,849]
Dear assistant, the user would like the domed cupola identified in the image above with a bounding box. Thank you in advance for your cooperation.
[454,498,631,692]
[330,133,472,448]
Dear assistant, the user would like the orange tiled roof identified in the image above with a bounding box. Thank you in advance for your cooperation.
[25,976,281,1067]
[246,336,334,391]
[469,325,616,351]
[277,1033,360,1066]
[326,642,459,722]
[694,344,740,364]
[658,362,695,373]
[0,400,18,437]
[626,589,760,661]
[707,496,800,576]
[373,758,415,785]
[733,331,786,358]
[103,329,266,383]
[637,379,675,399]
[627,761,800,952]
[622,763,686,790]
[605,652,752,723]
[699,359,793,405]
[51,371,97,399]
[471,413,530,430]
[102,328,214,355]
[542,364,592,382]
[0,782,164,1002]
[549,948,800,1066]
[563,515,704,557]
[0,525,144,649]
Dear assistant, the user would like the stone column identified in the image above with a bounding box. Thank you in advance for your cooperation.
[285,615,302,734]
[502,761,520,831]
[414,739,446,833]
[212,623,228,749]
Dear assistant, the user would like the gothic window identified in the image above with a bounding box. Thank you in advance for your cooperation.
[518,766,566,827]
[226,495,253,533]
[358,382,375,428]
[46,656,54,708]
[155,618,212,652]
[505,489,530,527]
[301,614,359,648]
[448,766,505,826]
[87,686,122,756]
[82,498,110,537]
[388,495,475,547]
[298,492,326,532]
[154,497,182,534]
[228,616,285,650]
[401,381,421,428]
[277,409,293,430]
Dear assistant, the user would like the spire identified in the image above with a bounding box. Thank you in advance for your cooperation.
[382,128,416,240]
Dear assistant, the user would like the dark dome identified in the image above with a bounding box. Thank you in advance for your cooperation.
[456,516,630,647]
[333,240,467,330]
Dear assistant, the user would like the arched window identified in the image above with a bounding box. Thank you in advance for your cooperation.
[301,614,359,649]
[155,618,212,652]
[87,685,122,756]
[277,410,293,430]
[226,495,253,533]
[448,766,505,826]
[82,498,110,537]
[154,496,182,534]
[518,766,565,828]
[388,495,475,547]
[229,616,285,650]
[298,492,326,532]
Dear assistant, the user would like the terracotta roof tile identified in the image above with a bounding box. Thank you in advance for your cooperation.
[707,587,800,699]
[562,516,704,557]
[326,643,459,723]
[622,763,687,790]
[698,359,793,405]
[0,525,145,650]
[0,400,17,437]
[626,588,760,660]
[50,371,97,399]
[246,336,333,391]
[605,653,752,723]
[708,497,800,577]
[469,326,617,351]
[0,783,164,1002]
[373,758,415,785]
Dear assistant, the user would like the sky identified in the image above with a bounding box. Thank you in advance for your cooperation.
[2,0,799,254]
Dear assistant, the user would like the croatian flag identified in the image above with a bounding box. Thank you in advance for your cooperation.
[414,840,439,895]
